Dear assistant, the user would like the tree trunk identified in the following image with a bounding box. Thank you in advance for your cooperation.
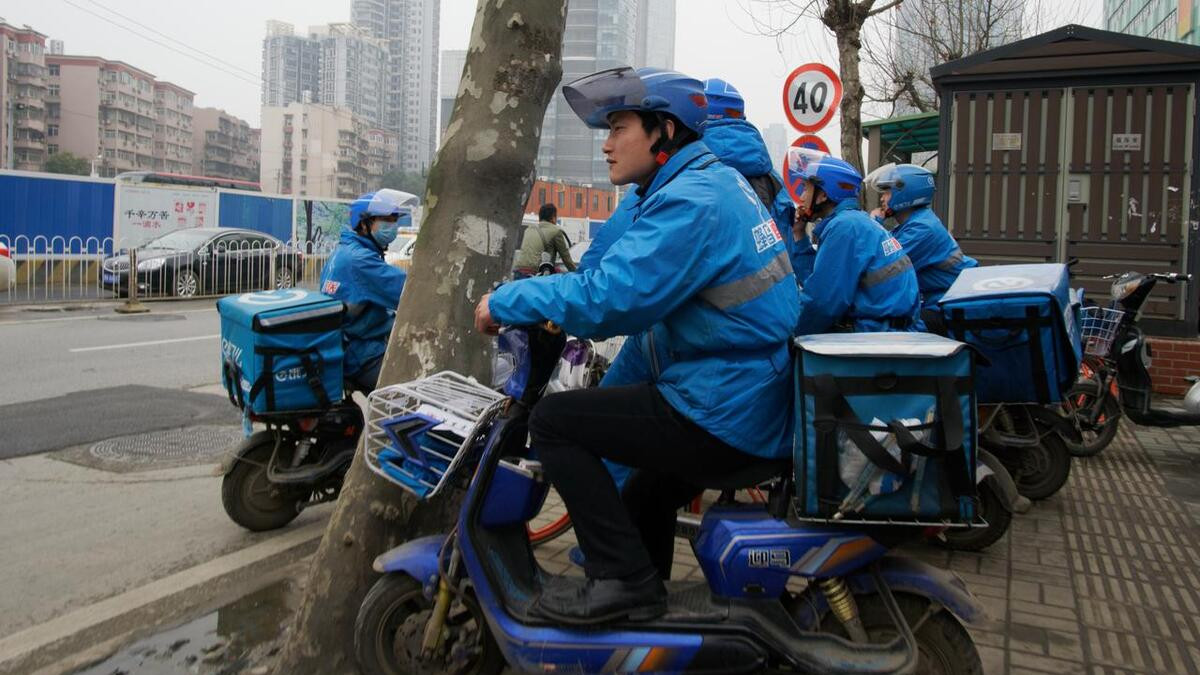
[824,0,870,172]
[272,2,567,672]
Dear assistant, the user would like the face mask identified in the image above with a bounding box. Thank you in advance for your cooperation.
[372,220,399,248]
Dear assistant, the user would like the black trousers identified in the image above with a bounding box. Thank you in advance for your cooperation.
[529,384,756,580]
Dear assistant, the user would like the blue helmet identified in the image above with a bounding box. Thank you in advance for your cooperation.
[785,147,862,205]
[562,66,708,135]
[348,189,418,228]
[865,163,934,214]
[703,78,744,120]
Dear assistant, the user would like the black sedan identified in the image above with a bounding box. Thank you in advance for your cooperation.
[100,227,303,298]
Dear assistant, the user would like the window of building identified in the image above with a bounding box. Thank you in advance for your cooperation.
[539,187,546,204]
[48,64,59,76]
[48,84,59,96]
[575,193,583,209]
[48,144,58,154]
[607,195,613,210]
[557,192,564,207]
[593,195,599,210]
[47,124,58,137]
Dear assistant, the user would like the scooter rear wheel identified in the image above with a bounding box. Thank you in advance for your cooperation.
[937,482,1010,552]
[1006,432,1072,501]
[354,573,504,675]
[527,514,573,546]
[819,592,982,675]
[220,441,305,532]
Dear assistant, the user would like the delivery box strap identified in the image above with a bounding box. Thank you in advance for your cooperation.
[248,346,332,411]
[810,373,968,479]
[947,306,1051,402]
[222,357,246,411]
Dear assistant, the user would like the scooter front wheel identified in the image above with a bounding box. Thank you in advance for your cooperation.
[1063,383,1121,457]
[354,573,504,675]
[220,441,305,532]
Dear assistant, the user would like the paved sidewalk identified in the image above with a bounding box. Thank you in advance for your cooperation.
[531,419,1200,675]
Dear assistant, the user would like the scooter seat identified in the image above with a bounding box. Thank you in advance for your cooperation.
[687,458,791,491]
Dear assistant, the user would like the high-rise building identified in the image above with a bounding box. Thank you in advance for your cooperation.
[313,23,388,129]
[192,107,258,182]
[261,21,322,108]
[1105,0,1196,43]
[351,0,441,174]
[635,0,676,69]
[439,49,466,138]
[262,102,389,199]
[48,54,161,176]
[153,81,195,174]
[1,20,48,172]
[538,0,639,185]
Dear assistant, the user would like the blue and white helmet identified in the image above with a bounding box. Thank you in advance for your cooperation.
[785,147,862,205]
[865,163,935,214]
[703,78,744,120]
[348,189,419,228]
[562,66,708,135]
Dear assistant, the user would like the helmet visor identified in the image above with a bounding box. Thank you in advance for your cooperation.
[368,189,420,217]
[863,162,898,192]
[562,67,649,130]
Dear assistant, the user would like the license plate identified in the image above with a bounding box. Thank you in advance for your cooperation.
[103,272,116,285]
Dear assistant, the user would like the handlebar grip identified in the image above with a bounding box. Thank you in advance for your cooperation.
[543,321,562,335]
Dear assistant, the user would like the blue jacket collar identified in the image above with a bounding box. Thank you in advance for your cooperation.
[812,199,864,240]
[636,141,715,202]
[701,119,773,176]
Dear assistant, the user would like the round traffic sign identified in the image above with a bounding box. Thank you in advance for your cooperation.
[782,64,843,133]
[781,135,832,201]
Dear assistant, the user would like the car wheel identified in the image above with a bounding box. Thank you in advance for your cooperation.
[174,268,199,297]
[274,266,295,289]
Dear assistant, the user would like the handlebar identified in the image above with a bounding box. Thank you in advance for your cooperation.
[1101,272,1191,283]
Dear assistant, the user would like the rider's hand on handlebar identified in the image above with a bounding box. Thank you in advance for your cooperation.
[474,294,500,336]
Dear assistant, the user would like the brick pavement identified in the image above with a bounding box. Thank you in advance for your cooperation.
[530,420,1200,674]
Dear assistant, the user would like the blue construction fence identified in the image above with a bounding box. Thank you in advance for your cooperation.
[0,170,358,253]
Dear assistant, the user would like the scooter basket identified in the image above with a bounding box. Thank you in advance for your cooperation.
[939,264,1082,404]
[365,372,506,499]
[1079,306,1125,358]
[794,333,979,526]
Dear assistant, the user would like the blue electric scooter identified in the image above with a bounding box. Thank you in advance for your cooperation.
[354,326,984,675]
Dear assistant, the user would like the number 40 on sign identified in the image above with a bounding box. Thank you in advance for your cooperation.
[782,63,843,133]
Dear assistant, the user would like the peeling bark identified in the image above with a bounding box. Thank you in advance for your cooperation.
[272,2,567,672]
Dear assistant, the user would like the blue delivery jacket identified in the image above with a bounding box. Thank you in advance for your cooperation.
[890,206,977,307]
[703,118,813,285]
[796,200,921,335]
[577,190,638,272]
[318,227,407,378]
[489,142,801,458]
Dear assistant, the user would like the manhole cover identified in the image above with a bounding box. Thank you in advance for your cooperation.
[88,425,244,468]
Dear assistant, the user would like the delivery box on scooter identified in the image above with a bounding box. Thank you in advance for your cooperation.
[794,333,979,526]
[938,264,1082,404]
[217,289,345,414]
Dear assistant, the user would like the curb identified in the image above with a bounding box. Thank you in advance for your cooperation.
[0,520,326,675]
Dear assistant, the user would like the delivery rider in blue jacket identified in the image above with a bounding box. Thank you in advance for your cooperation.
[318,189,410,392]
[787,148,921,334]
[866,163,977,330]
[473,66,801,625]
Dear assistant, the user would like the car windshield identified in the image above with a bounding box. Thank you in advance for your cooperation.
[142,229,215,251]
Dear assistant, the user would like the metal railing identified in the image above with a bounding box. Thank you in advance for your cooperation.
[0,234,335,304]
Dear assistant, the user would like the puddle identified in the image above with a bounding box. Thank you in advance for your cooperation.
[73,577,298,675]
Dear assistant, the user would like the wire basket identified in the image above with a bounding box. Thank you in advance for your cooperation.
[1079,306,1125,357]
[365,371,506,499]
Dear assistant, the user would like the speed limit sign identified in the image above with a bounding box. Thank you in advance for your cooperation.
[782,63,843,133]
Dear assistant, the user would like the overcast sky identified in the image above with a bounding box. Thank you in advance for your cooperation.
[5,0,1102,152]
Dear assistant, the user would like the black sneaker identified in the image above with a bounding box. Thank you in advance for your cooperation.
[531,572,667,625]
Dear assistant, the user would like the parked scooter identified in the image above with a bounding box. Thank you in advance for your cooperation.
[355,326,984,675]
[1068,271,1200,434]
[218,388,362,531]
